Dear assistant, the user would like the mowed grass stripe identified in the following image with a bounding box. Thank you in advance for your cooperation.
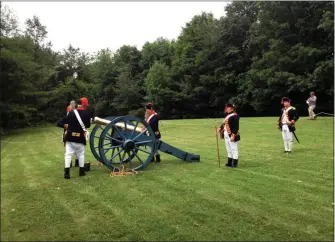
[133,174,317,241]
[1,117,334,241]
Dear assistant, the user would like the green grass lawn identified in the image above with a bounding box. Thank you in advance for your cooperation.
[1,117,334,241]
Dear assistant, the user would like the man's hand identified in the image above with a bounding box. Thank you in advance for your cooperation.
[230,136,235,142]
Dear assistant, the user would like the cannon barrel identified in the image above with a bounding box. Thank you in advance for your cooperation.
[93,117,142,133]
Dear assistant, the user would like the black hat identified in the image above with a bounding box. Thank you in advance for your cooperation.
[281,97,291,104]
[225,103,235,108]
[145,102,154,110]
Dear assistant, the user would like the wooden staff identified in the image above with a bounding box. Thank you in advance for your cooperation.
[215,125,221,167]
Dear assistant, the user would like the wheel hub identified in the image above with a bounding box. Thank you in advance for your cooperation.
[123,139,135,152]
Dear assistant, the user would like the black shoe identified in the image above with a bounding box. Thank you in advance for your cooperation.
[64,168,70,179]
[151,157,155,162]
[75,159,79,167]
[232,159,238,168]
[284,151,288,153]
[79,167,86,176]
[155,155,161,163]
[225,158,233,167]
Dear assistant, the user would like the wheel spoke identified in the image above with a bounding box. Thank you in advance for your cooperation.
[134,152,144,165]
[111,148,123,160]
[130,121,139,139]
[111,148,115,159]
[99,126,104,131]
[133,129,147,141]
[114,125,125,139]
[129,151,134,169]
[103,145,122,151]
[105,134,123,143]
[94,143,112,149]
[103,142,112,146]
[135,140,152,146]
[124,121,127,134]
[136,147,151,155]
[117,147,122,161]
[120,151,127,163]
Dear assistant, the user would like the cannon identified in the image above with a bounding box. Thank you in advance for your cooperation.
[89,116,200,171]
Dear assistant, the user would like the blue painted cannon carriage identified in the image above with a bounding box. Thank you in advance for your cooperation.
[90,116,200,171]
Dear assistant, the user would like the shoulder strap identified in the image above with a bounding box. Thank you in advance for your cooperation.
[224,113,235,122]
[146,113,157,123]
[73,109,87,132]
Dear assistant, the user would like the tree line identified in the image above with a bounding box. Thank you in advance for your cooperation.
[0,1,333,130]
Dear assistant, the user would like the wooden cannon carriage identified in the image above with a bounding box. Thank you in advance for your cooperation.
[90,116,200,171]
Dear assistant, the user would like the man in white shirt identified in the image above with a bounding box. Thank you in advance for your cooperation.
[306,92,317,120]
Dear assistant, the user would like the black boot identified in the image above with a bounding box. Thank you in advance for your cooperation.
[79,167,86,176]
[70,161,72,168]
[151,156,155,162]
[64,168,70,179]
[155,154,161,163]
[225,158,233,167]
[232,159,238,168]
[75,159,79,167]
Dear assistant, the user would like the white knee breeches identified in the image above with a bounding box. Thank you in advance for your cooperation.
[281,125,293,151]
[223,131,239,159]
[65,142,85,168]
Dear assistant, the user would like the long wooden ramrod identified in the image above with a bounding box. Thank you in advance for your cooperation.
[215,125,221,167]
[92,117,143,133]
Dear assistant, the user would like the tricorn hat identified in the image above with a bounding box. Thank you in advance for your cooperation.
[281,97,291,104]
[145,102,154,110]
[225,103,235,108]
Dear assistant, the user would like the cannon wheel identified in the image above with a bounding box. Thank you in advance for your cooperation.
[89,117,138,164]
[98,116,157,171]
[89,116,115,163]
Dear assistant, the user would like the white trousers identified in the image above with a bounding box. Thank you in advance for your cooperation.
[281,125,293,151]
[65,142,85,168]
[62,133,78,160]
[223,131,239,159]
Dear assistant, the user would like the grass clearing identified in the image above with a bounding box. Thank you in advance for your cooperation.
[1,117,334,241]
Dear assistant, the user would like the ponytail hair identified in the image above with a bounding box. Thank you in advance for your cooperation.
[70,100,76,109]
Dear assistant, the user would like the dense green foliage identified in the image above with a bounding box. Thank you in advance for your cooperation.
[0,2,333,129]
